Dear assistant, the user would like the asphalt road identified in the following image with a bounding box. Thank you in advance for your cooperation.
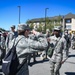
[0,48,75,75]
[29,48,75,75]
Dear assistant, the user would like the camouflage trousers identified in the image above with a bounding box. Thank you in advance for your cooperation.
[49,60,62,75]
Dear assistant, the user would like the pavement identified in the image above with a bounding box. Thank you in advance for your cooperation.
[0,48,75,75]
[60,48,75,75]
[29,48,75,75]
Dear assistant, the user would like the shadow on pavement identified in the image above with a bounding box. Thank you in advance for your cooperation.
[68,54,75,58]
[65,72,75,75]
[28,59,49,67]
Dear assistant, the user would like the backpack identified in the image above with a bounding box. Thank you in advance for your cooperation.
[47,43,54,58]
[0,47,6,62]
[47,37,61,58]
[2,38,23,75]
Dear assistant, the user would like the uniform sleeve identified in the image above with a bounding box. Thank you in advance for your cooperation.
[62,38,68,61]
[5,32,14,49]
[5,33,9,48]
[29,37,48,51]
[23,38,48,53]
[15,37,48,56]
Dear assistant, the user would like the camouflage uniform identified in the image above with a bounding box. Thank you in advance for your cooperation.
[49,35,68,75]
[40,31,50,60]
[0,34,5,49]
[27,33,37,64]
[0,33,6,61]
[9,34,48,75]
[5,30,18,53]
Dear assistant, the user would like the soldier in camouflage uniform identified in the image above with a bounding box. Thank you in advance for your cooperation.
[5,25,18,53]
[27,32,37,64]
[48,28,68,75]
[9,24,48,75]
[40,29,50,60]
[0,32,5,49]
[0,32,6,63]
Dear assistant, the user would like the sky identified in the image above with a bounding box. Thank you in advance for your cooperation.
[0,0,75,30]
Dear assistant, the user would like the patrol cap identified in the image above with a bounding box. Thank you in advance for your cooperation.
[11,25,15,29]
[17,24,30,31]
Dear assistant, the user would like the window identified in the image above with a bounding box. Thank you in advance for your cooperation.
[65,19,71,23]
[66,25,71,29]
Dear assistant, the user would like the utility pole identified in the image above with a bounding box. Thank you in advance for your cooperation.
[63,16,65,34]
[45,8,49,33]
[18,6,21,24]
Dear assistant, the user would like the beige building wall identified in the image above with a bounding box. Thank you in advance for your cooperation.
[71,18,75,31]
[65,22,72,30]
[65,18,75,31]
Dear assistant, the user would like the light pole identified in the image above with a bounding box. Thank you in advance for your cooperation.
[63,16,65,34]
[18,6,21,24]
[45,8,49,33]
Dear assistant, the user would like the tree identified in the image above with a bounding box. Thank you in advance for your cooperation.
[46,17,54,32]
[37,24,42,32]
[29,22,34,30]
[37,18,44,32]
[26,20,34,30]
[26,19,30,24]
[55,15,62,26]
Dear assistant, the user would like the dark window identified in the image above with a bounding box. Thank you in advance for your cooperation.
[65,19,71,23]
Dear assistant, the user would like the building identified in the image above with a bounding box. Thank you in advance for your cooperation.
[64,13,75,31]
[27,13,75,32]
